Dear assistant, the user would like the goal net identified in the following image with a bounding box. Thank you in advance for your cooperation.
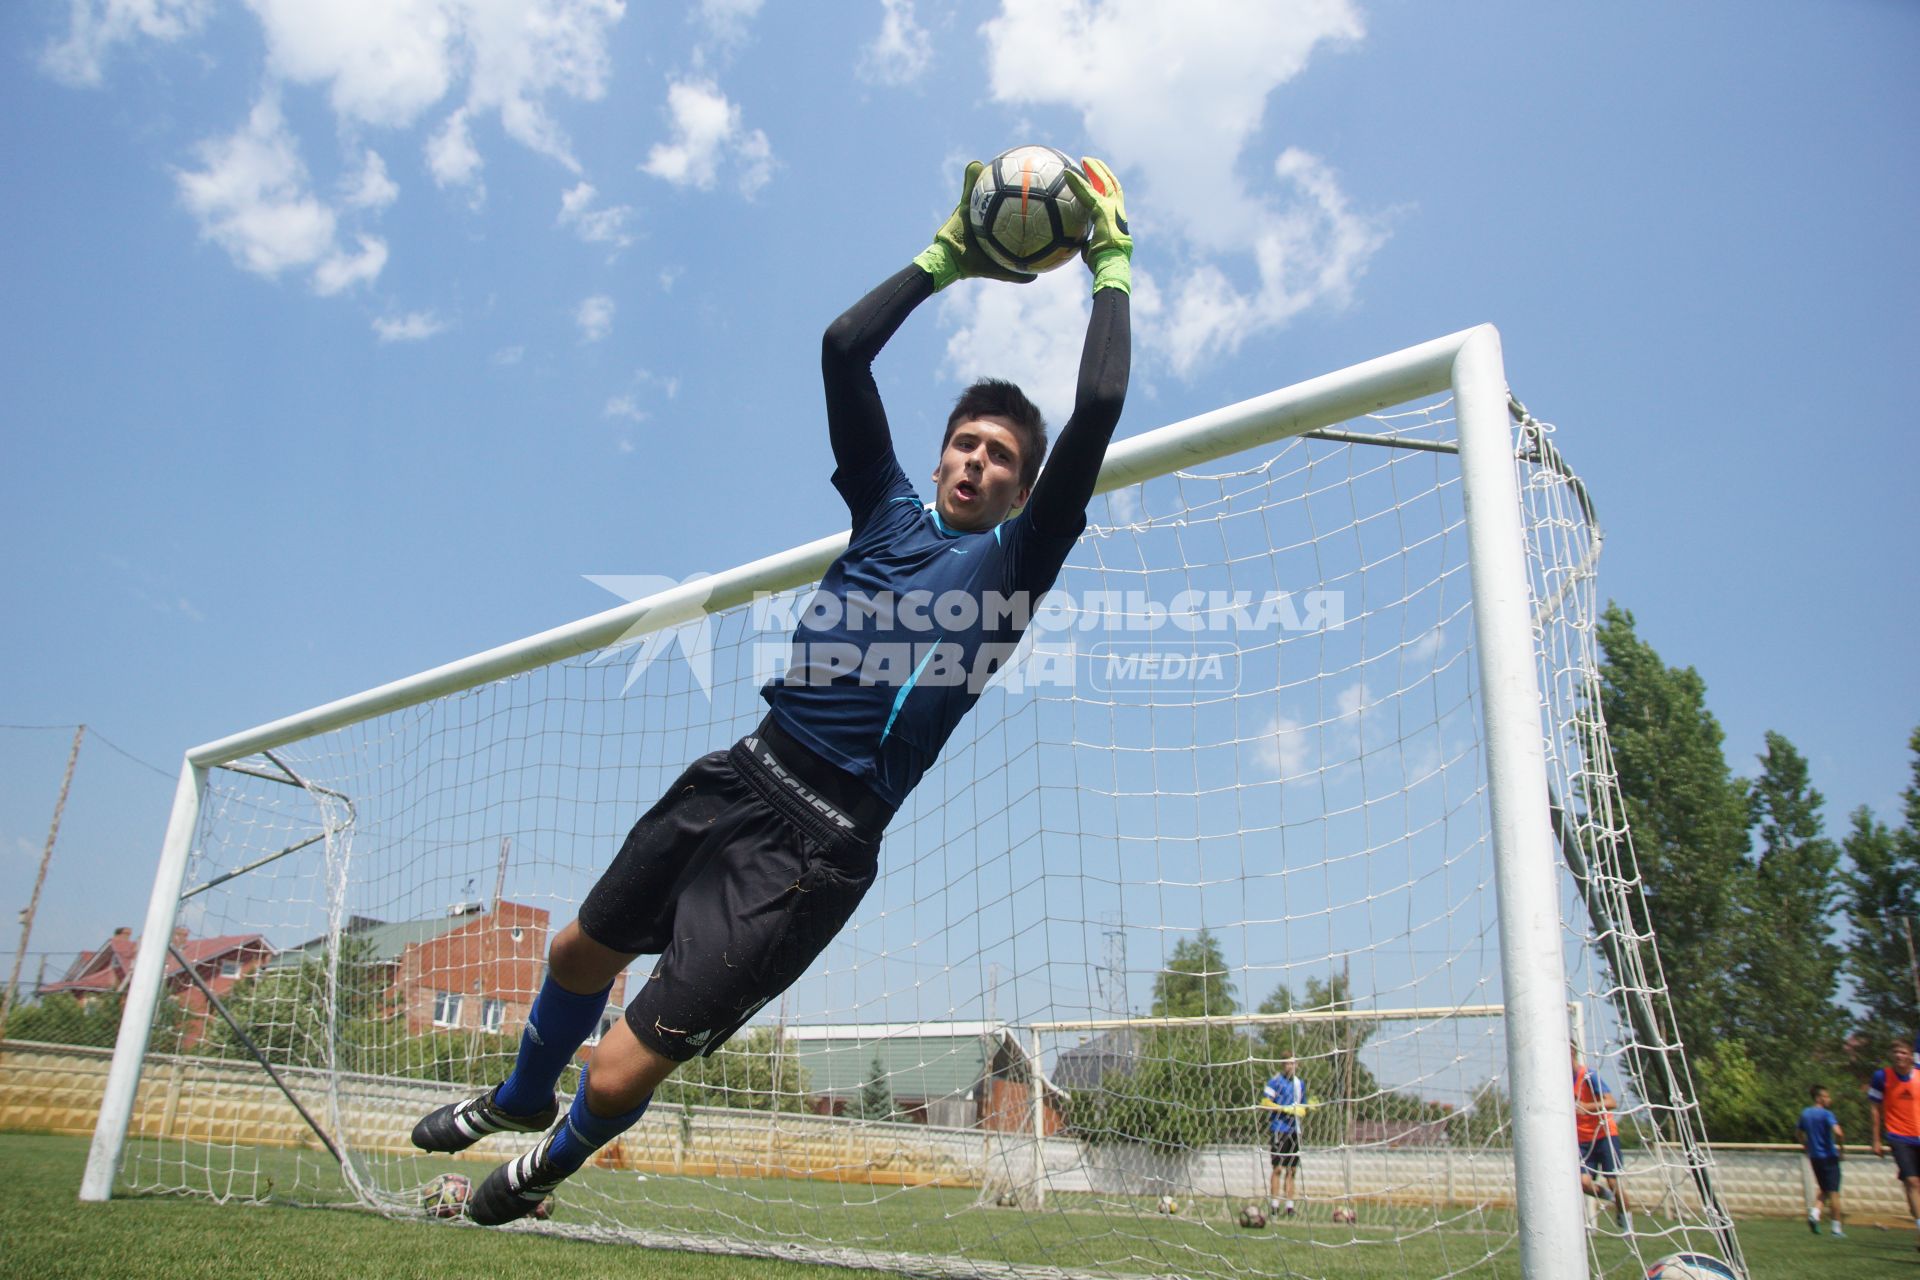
[82,328,1741,1279]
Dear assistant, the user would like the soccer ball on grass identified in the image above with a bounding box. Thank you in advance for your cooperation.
[965,145,1091,275]
[1645,1255,1738,1280]
[1155,1194,1181,1215]
[1237,1203,1268,1229]
[1330,1206,1358,1224]
[420,1172,471,1218]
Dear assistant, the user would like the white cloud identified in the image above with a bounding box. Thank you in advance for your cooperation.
[63,0,629,293]
[175,96,390,295]
[1160,149,1386,374]
[558,182,634,247]
[1103,485,1142,526]
[244,0,457,127]
[175,97,340,277]
[937,268,1091,427]
[641,78,773,196]
[313,235,389,295]
[982,0,1383,374]
[373,310,447,342]
[604,394,646,422]
[42,0,210,87]
[861,0,931,86]
[576,293,615,341]
[426,106,485,195]
[695,0,763,44]
[340,149,398,210]
[492,344,526,365]
[242,0,623,174]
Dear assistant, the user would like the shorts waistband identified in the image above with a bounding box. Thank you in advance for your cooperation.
[732,715,894,844]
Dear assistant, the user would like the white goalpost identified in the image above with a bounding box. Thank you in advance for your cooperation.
[78,325,1743,1280]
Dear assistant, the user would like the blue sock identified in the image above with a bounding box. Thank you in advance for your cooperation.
[545,1078,650,1176]
[494,976,611,1116]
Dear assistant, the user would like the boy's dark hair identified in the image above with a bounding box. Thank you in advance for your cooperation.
[943,378,1047,490]
[1810,1084,1827,1099]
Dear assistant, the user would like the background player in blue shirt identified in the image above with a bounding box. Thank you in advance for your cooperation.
[408,157,1134,1226]
[1262,1057,1307,1217]
[1796,1083,1845,1236]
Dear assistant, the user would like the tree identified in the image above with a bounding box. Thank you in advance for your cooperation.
[1594,605,1751,1060]
[202,934,387,1071]
[1840,727,1920,1061]
[5,991,180,1052]
[1070,931,1263,1149]
[1722,731,1849,1121]
[850,1051,895,1121]
[1151,930,1235,1018]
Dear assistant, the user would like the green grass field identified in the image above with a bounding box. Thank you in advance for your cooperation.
[2,1133,1911,1279]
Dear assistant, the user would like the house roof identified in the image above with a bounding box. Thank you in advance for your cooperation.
[1052,1028,1141,1091]
[267,913,475,970]
[778,1022,1008,1100]
[38,931,269,996]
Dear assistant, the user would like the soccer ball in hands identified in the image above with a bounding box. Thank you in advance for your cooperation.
[1645,1255,1738,1280]
[966,145,1091,275]
[420,1172,471,1218]
[1237,1203,1268,1229]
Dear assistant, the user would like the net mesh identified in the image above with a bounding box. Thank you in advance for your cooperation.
[98,398,1741,1278]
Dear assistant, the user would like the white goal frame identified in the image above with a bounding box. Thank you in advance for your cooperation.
[84,325,1589,1280]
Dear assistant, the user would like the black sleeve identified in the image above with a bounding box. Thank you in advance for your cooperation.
[1023,288,1131,537]
[821,265,937,481]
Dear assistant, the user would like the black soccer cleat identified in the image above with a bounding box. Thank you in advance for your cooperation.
[411,1085,558,1154]
[467,1132,568,1226]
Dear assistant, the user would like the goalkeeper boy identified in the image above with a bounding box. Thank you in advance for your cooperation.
[410,158,1133,1225]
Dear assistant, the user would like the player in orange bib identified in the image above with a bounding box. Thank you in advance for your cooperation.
[1868,1034,1920,1249]
[1572,1042,1631,1232]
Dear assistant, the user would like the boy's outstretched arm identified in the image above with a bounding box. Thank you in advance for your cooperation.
[1026,157,1133,537]
[822,162,1036,482]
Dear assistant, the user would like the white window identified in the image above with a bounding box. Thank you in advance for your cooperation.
[432,991,464,1028]
[481,998,506,1033]
[218,958,241,979]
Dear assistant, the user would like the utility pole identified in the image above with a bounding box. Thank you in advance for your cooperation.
[0,725,85,1045]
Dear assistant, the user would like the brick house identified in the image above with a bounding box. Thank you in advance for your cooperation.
[391,901,626,1040]
[38,925,274,1047]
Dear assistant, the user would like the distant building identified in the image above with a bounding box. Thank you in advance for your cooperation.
[780,1022,1065,1131]
[385,901,626,1041]
[1051,1028,1141,1093]
[38,925,274,1047]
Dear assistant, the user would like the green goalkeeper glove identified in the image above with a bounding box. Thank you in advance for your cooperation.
[1061,156,1132,295]
[912,161,1038,291]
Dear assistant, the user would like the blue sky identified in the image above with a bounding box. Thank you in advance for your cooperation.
[2,0,1916,971]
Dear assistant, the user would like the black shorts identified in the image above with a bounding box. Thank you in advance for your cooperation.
[1893,1141,1920,1181]
[1269,1129,1300,1169]
[1808,1156,1841,1193]
[1580,1134,1622,1176]
[578,721,883,1062]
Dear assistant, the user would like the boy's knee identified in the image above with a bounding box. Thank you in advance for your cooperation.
[548,920,631,990]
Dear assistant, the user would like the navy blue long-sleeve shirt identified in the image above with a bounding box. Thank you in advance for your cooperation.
[762,265,1131,809]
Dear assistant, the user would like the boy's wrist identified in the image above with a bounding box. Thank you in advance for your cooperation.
[1089,247,1131,295]
[912,243,961,292]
